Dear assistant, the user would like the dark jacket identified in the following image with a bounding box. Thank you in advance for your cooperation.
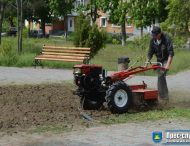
[148,33,174,63]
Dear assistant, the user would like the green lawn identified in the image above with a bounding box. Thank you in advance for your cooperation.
[101,107,190,125]
[0,36,190,74]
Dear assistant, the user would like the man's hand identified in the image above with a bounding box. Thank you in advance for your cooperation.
[144,59,151,68]
[164,65,170,70]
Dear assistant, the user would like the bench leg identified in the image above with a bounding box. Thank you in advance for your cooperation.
[33,60,43,68]
[83,58,90,64]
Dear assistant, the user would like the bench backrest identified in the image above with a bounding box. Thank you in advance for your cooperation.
[41,45,91,63]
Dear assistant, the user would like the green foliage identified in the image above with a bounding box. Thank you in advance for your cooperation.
[48,0,73,17]
[74,13,91,47]
[74,13,107,58]
[0,40,18,66]
[22,27,28,38]
[112,39,120,45]
[2,20,9,32]
[97,0,128,45]
[160,21,170,32]
[67,32,75,41]
[128,0,159,36]
[132,34,151,63]
[172,36,187,50]
[166,0,190,34]
[87,24,107,58]
[98,0,127,25]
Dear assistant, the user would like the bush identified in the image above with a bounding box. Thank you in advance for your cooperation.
[86,24,107,58]
[133,34,151,63]
[74,13,107,58]
[112,38,120,44]
[74,13,91,47]
[106,33,113,44]
[105,33,122,44]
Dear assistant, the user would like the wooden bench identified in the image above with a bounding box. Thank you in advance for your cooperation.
[34,45,91,66]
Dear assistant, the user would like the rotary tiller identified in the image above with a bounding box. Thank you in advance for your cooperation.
[73,62,164,114]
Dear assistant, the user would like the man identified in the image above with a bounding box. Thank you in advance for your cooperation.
[147,26,174,102]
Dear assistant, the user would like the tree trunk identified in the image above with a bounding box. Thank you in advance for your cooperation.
[64,16,68,41]
[28,19,31,37]
[185,21,189,36]
[41,18,46,37]
[0,3,5,45]
[16,0,23,54]
[91,0,97,24]
[121,21,126,46]
[140,26,143,37]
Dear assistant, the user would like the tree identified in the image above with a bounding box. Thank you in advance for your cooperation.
[23,0,51,36]
[157,0,168,23]
[74,13,106,58]
[0,0,14,45]
[35,0,51,36]
[166,0,190,34]
[48,0,74,38]
[98,0,128,46]
[16,0,23,54]
[128,0,159,36]
[0,1,6,45]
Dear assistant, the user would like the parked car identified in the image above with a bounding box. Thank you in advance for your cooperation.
[29,29,44,38]
[29,29,49,38]
[7,27,17,36]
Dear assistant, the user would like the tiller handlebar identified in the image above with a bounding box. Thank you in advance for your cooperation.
[110,62,165,82]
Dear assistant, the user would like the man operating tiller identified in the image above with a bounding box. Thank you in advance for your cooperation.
[146,26,174,104]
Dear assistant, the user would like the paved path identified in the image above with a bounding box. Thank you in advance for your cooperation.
[0,67,73,85]
[0,67,190,92]
[0,119,189,146]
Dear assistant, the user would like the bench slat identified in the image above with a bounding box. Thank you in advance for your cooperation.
[34,46,91,66]
[42,52,89,57]
[35,57,84,62]
[42,49,90,54]
[43,46,91,51]
[36,54,86,60]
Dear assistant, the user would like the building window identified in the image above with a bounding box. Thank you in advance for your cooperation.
[70,20,73,27]
[75,0,85,8]
[100,17,107,27]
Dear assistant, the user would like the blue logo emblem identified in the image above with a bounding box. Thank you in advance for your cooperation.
[152,131,162,143]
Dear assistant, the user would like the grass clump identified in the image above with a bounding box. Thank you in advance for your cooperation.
[101,108,190,125]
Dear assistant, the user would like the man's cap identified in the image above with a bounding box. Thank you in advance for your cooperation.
[151,26,161,36]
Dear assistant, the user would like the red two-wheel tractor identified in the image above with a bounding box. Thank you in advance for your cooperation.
[73,62,164,114]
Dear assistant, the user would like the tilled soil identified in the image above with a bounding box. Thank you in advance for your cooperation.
[0,84,111,134]
[0,83,189,135]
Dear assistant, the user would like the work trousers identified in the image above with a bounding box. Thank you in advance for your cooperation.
[157,62,169,99]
